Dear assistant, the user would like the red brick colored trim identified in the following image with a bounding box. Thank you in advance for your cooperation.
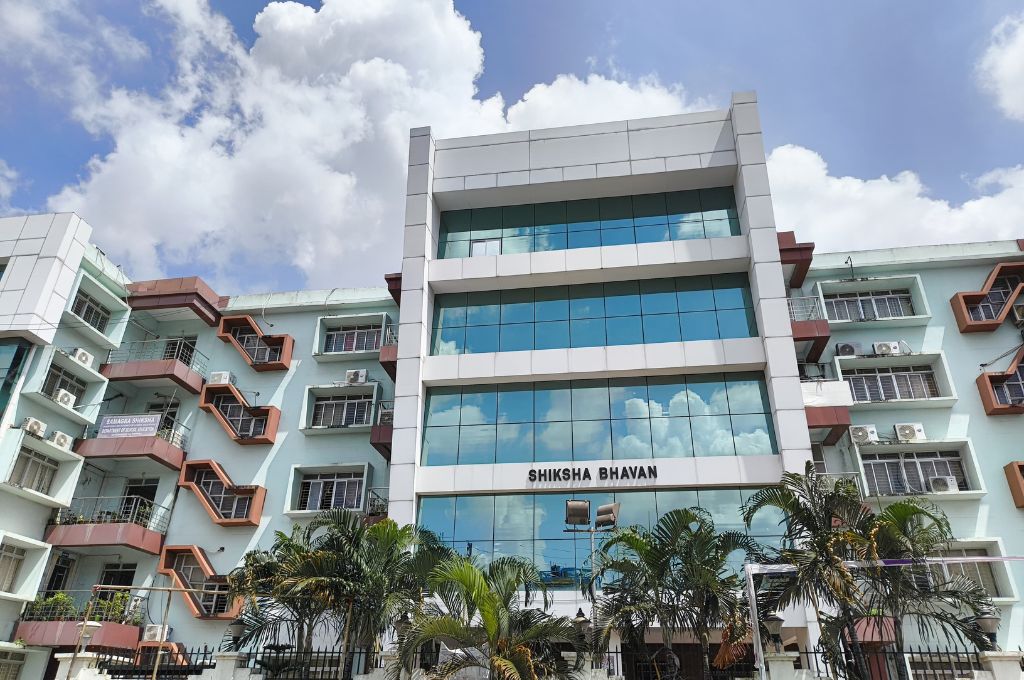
[127,277,222,326]
[791,319,831,363]
[217,315,294,371]
[1004,462,1024,508]
[157,545,241,620]
[74,435,186,470]
[804,405,851,446]
[949,262,1024,333]
[44,522,164,555]
[14,619,141,650]
[385,272,402,305]
[178,460,265,527]
[101,358,205,394]
[976,347,1024,416]
[778,231,815,289]
[199,383,280,445]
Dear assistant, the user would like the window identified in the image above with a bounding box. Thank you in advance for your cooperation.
[431,274,756,355]
[0,340,30,417]
[8,448,59,495]
[194,469,251,519]
[44,553,76,594]
[861,450,968,496]
[438,188,740,259]
[323,325,382,353]
[298,471,364,511]
[212,394,266,438]
[99,562,137,588]
[310,395,373,428]
[162,336,197,365]
[0,544,25,593]
[0,651,24,680]
[422,373,776,465]
[823,289,915,321]
[811,444,827,474]
[844,366,939,402]
[994,365,1024,406]
[72,291,111,333]
[230,326,280,364]
[146,400,180,433]
[968,274,1023,321]
[929,548,1001,597]
[171,553,230,615]
[42,364,87,402]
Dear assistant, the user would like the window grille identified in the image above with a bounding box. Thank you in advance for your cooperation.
[194,469,251,519]
[324,325,382,353]
[298,471,364,511]
[42,364,87,402]
[994,366,1024,406]
[311,395,373,428]
[844,365,939,402]
[929,548,1001,597]
[0,544,25,593]
[8,448,58,495]
[212,394,266,438]
[72,291,111,333]
[861,450,967,496]
[823,289,915,321]
[968,274,1023,321]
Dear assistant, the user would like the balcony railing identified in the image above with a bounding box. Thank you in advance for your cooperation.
[383,324,398,346]
[376,400,394,425]
[51,495,172,534]
[231,327,281,365]
[21,589,147,625]
[367,486,388,516]
[820,471,865,495]
[323,327,383,354]
[105,339,209,376]
[82,416,192,450]
[798,362,836,381]
[788,296,825,322]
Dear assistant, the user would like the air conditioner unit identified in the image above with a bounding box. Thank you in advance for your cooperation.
[1012,304,1024,327]
[208,371,235,386]
[894,422,926,442]
[22,417,47,438]
[54,388,76,409]
[48,430,73,450]
[927,476,959,494]
[872,341,902,356]
[345,369,368,384]
[71,348,94,367]
[835,342,860,357]
[849,424,878,445]
[142,624,171,642]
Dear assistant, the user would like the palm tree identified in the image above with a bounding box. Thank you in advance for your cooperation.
[587,507,760,680]
[391,555,585,680]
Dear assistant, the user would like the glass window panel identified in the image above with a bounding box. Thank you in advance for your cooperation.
[741,490,785,537]
[632,193,668,225]
[460,388,497,425]
[609,379,649,419]
[471,206,502,229]
[534,232,568,251]
[535,201,566,227]
[642,313,681,343]
[634,224,671,243]
[702,219,735,238]
[604,281,641,318]
[439,240,469,258]
[612,418,652,459]
[713,273,753,310]
[640,279,678,314]
[616,491,657,531]
[464,325,499,353]
[686,375,730,415]
[493,539,533,563]
[496,423,534,463]
[433,294,468,327]
[647,378,689,417]
[535,382,571,421]
[422,426,459,466]
[568,230,601,249]
[418,497,456,541]
[502,235,533,254]
[676,276,715,311]
[458,425,496,464]
[601,228,635,247]
[671,220,706,240]
[571,381,610,420]
[574,538,595,586]
[535,287,569,321]
[432,326,464,355]
[731,414,775,456]
[425,387,462,426]
[699,187,738,219]
[466,292,500,326]
[572,420,612,461]
[656,490,699,517]
[459,540,492,566]
[680,311,720,341]
[454,495,495,541]
[726,375,770,414]
[690,415,737,456]
[497,385,534,423]
[605,316,643,346]
[534,321,569,350]
[666,190,703,221]
[499,323,534,351]
[501,289,534,324]
[716,309,756,339]
[565,199,600,231]
[651,416,693,457]
[441,209,472,235]
[535,493,573,539]
[535,422,573,462]
[599,196,634,229]
[569,284,605,319]
[697,488,745,532]
[536,540,577,588]
[570,318,605,347]
[502,204,534,229]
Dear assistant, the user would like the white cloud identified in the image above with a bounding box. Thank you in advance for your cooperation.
[978,12,1024,121]
[767,144,1024,253]
[0,159,19,215]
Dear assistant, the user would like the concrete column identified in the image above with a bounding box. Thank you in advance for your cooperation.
[978,651,1024,680]
[764,652,799,680]
[53,652,99,680]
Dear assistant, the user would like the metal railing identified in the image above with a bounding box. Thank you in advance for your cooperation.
[82,415,192,449]
[796,644,984,680]
[22,589,147,625]
[799,362,836,381]
[241,648,381,679]
[367,487,388,516]
[192,468,254,520]
[106,339,209,376]
[231,327,282,365]
[383,324,398,346]
[820,471,865,496]
[376,400,394,426]
[788,296,825,321]
[97,646,217,679]
[310,399,374,428]
[323,327,383,354]
[50,495,172,533]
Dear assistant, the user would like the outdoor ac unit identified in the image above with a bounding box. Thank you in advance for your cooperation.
[872,341,902,356]
[48,430,73,450]
[345,369,368,384]
[22,417,47,438]
[208,371,235,386]
[894,422,926,442]
[142,624,171,642]
[54,388,76,409]
[849,424,878,445]
[71,348,94,367]
[1012,304,1024,327]
[835,342,860,357]
[927,476,959,494]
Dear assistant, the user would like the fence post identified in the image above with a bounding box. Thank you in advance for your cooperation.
[764,652,799,680]
[208,651,243,680]
[977,651,1024,680]
[53,652,100,680]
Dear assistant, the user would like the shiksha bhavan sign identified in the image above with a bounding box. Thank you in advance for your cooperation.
[528,464,658,483]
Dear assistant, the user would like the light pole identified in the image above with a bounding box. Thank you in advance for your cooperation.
[564,500,619,662]
[763,612,784,654]
[976,608,1001,650]
[227,618,247,652]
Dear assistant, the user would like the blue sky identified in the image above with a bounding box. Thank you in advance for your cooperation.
[0,1,1022,293]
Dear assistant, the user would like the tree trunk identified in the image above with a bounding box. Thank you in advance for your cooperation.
[843,608,870,680]
[891,618,910,680]
[337,599,354,680]
[700,638,711,680]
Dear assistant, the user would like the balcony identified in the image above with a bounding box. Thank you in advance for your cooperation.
[800,363,853,445]
[101,339,209,395]
[158,546,239,620]
[14,589,146,650]
[837,351,958,410]
[370,400,394,461]
[75,416,190,470]
[312,313,395,366]
[199,383,280,445]
[858,441,986,502]
[379,325,398,380]
[788,296,830,362]
[126,277,222,327]
[217,315,293,371]
[385,272,402,305]
[365,487,389,525]
[45,495,170,556]
[950,262,1024,333]
[976,347,1024,416]
[178,460,265,527]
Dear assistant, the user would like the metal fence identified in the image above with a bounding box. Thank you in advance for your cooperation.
[376,400,394,426]
[21,589,147,624]
[795,645,984,680]
[106,339,209,376]
[50,494,172,533]
[96,646,217,679]
[788,296,825,322]
[241,648,381,679]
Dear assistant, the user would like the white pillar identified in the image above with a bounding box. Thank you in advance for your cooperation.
[53,652,99,680]
[206,651,243,680]
[764,652,799,680]
[978,651,1024,680]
